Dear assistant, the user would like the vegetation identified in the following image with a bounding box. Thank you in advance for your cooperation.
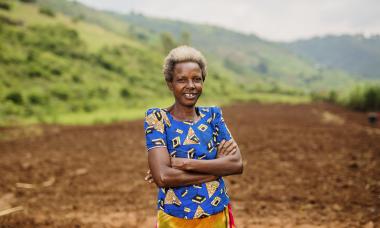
[39,6,55,17]
[310,84,380,112]
[286,35,380,80]
[0,0,376,126]
[0,1,12,11]
[37,0,363,91]
[344,85,380,111]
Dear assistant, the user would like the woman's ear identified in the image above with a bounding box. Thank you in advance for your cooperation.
[166,81,174,91]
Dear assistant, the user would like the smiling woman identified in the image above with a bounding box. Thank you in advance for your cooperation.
[143,46,243,228]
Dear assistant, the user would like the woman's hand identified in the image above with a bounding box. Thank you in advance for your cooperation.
[144,169,154,184]
[217,139,237,158]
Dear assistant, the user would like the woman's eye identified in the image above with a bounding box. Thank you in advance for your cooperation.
[194,78,202,82]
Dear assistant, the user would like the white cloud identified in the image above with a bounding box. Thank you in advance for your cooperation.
[76,0,380,41]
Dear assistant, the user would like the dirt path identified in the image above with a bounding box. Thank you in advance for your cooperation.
[0,103,379,227]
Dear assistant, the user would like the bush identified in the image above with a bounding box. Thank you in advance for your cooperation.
[39,7,55,17]
[72,75,82,83]
[28,92,47,105]
[83,103,97,112]
[27,65,45,78]
[51,89,69,101]
[72,14,85,23]
[19,0,36,3]
[5,91,23,104]
[346,85,380,111]
[0,2,12,11]
[120,87,131,98]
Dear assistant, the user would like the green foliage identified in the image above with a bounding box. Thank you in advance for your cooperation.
[345,85,380,111]
[39,7,55,17]
[310,90,337,103]
[72,14,84,23]
[160,32,177,54]
[0,1,12,11]
[0,0,314,126]
[286,35,380,79]
[5,91,23,104]
[179,31,190,45]
[120,87,131,98]
[19,0,36,3]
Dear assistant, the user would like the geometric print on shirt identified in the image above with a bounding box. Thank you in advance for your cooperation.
[144,106,233,219]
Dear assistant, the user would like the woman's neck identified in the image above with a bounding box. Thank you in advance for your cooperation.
[168,103,199,122]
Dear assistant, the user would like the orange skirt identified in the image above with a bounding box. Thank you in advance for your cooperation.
[156,204,236,228]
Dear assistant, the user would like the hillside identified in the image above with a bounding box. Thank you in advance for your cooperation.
[37,0,358,91]
[0,0,244,125]
[286,35,380,80]
[1,0,370,126]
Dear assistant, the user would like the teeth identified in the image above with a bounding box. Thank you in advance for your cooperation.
[184,93,196,99]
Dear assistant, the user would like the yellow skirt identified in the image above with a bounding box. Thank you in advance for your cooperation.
[156,204,236,228]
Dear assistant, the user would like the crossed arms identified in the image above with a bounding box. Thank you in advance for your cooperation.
[145,139,243,188]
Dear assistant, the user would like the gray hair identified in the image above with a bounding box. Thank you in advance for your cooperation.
[163,45,207,82]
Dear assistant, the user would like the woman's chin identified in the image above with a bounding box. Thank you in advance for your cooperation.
[179,98,198,107]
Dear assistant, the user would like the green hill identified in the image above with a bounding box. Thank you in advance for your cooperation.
[285,35,380,80]
[0,0,265,126]
[36,0,358,91]
[1,0,365,126]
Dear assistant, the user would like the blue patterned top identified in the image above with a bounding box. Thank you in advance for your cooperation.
[144,106,233,219]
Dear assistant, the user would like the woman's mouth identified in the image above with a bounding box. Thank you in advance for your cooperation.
[184,93,197,99]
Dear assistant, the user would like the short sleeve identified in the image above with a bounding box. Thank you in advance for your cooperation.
[144,108,168,151]
[212,106,233,144]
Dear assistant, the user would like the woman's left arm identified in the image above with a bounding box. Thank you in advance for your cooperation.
[171,139,243,176]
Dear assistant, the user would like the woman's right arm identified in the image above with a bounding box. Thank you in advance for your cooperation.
[148,147,218,188]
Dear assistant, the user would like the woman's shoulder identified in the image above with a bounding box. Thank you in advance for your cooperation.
[198,106,223,117]
[197,106,221,112]
[145,107,171,117]
[144,107,171,127]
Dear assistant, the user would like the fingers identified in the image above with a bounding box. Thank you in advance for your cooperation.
[145,169,153,183]
[218,140,238,157]
[145,173,153,183]
[218,139,226,152]
[223,140,234,153]
[229,147,237,155]
[224,141,237,155]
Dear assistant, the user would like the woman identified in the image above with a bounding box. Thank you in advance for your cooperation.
[144,45,243,228]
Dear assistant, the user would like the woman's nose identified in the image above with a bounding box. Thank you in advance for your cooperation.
[186,79,195,88]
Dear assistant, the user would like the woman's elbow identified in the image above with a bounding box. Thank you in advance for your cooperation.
[236,159,243,174]
[156,172,174,188]
[231,155,243,175]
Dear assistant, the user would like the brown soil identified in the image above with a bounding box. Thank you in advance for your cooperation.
[0,103,379,227]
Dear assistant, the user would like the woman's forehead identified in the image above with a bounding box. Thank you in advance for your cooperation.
[174,61,201,72]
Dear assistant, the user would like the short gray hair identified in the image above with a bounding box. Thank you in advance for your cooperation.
[163,45,207,82]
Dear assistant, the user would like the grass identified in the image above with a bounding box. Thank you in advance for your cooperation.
[0,2,142,51]
[230,92,311,104]
[0,93,311,126]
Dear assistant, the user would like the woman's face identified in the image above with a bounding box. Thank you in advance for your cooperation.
[167,61,203,108]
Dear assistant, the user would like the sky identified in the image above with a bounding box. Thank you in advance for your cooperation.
[75,0,380,42]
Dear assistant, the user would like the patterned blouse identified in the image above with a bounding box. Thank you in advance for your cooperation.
[144,106,233,219]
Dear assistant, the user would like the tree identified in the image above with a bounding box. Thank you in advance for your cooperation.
[160,32,177,54]
[180,31,191,45]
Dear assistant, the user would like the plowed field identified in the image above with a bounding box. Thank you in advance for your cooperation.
[0,103,379,227]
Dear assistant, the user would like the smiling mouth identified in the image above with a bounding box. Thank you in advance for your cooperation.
[184,93,197,99]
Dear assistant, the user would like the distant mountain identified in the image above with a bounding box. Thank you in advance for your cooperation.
[115,13,359,91]
[285,35,380,80]
[36,0,358,91]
